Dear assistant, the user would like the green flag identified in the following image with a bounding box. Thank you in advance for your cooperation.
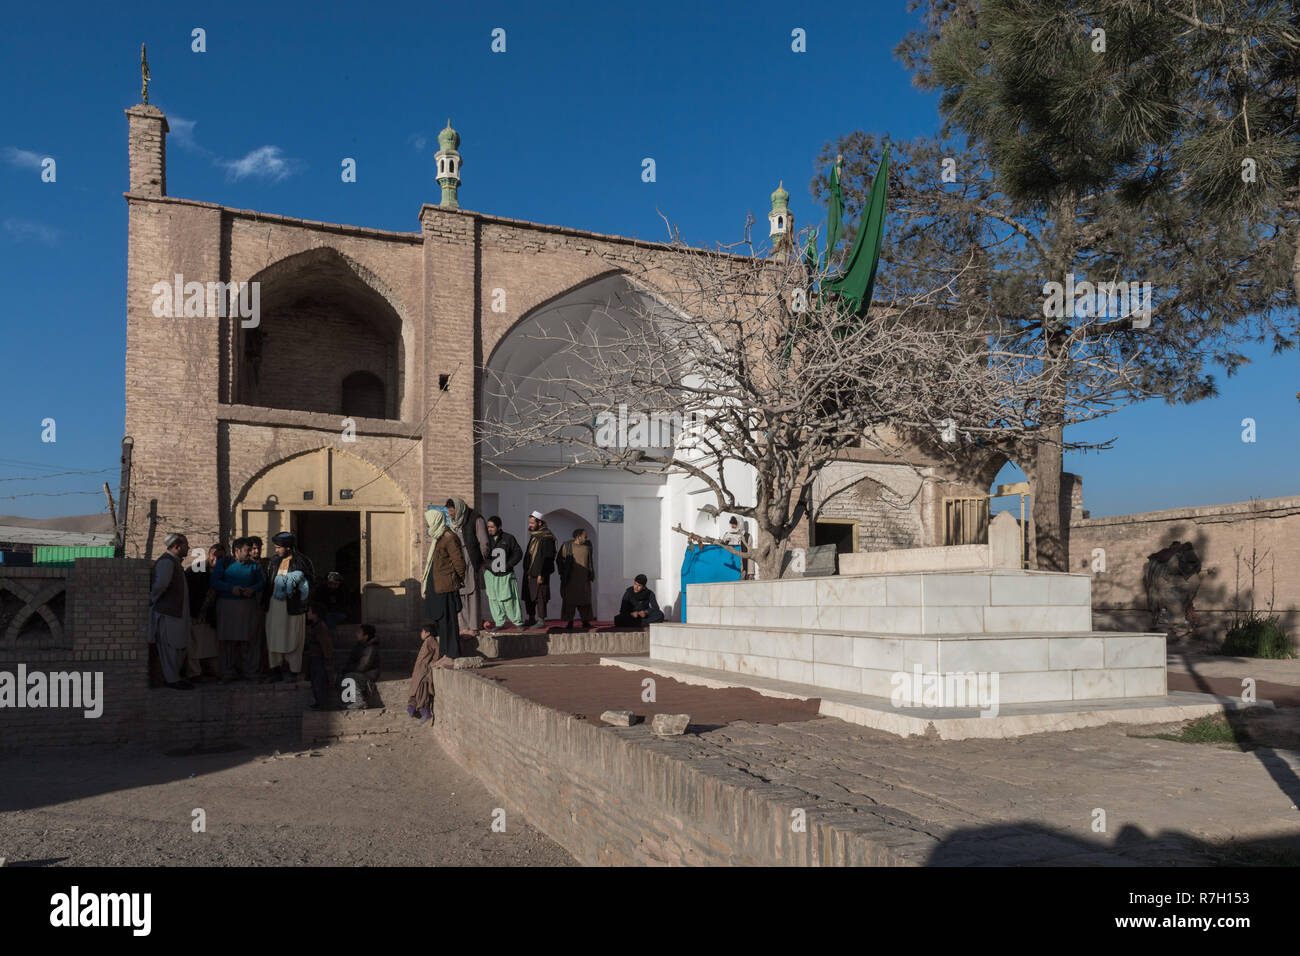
[802,227,819,275]
[824,147,888,317]
[825,154,843,264]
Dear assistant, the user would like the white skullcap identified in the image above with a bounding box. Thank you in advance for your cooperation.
[530,510,544,520]
[164,532,184,548]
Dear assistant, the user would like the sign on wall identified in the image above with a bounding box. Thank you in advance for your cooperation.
[598,504,624,523]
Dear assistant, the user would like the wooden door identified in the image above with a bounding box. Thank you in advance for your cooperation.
[363,510,407,624]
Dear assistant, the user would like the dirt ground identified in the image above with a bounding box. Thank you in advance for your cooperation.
[0,734,574,867]
[478,652,823,729]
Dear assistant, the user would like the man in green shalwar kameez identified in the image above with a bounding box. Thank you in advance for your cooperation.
[483,516,525,629]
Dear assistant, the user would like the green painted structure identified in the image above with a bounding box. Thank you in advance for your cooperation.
[33,545,115,567]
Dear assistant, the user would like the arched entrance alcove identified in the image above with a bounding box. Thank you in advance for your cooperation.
[232,447,415,626]
[480,273,689,620]
[540,508,595,551]
[234,247,407,420]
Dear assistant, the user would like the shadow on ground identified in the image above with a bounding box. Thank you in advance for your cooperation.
[0,740,295,814]
[928,822,1300,866]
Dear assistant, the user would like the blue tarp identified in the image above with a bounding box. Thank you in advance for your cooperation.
[679,544,742,621]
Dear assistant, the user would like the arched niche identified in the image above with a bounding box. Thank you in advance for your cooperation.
[235,247,406,421]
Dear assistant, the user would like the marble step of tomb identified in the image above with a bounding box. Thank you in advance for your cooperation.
[649,622,1166,705]
[687,569,1093,634]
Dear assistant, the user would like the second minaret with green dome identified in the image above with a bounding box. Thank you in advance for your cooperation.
[436,120,462,208]
[768,181,792,256]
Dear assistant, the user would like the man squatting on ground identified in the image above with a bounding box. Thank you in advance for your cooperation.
[342,623,382,709]
[614,574,665,627]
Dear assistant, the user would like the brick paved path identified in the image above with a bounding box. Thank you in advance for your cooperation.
[685,713,1300,864]
[15,650,1292,867]
[483,653,1300,864]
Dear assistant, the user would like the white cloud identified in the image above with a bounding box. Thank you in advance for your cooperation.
[3,218,60,244]
[409,132,428,152]
[3,147,46,170]
[167,116,203,153]
[220,145,297,183]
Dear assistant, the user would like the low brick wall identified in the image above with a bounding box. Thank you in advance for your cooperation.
[1,558,307,751]
[430,668,934,865]
[467,629,649,660]
[1070,495,1300,645]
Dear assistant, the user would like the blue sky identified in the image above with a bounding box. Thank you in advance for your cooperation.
[0,0,1295,521]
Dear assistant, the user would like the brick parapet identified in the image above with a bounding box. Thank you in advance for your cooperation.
[430,668,932,865]
[1,559,306,750]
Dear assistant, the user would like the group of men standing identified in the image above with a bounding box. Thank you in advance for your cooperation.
[152,501,720,691]
[148,530,320,691]
[150,529,379,710]
[435,505,599,636]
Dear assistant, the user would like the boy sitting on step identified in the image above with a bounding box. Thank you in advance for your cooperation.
[340,623,382,710]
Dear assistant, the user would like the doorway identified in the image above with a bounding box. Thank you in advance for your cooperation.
[235,447,414,627]
[291,510,362,621]
[814,519,858,555]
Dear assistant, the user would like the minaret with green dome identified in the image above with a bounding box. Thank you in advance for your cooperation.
[435,119,462,209]
[768,180,792,255]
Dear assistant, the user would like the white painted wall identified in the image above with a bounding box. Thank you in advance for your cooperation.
[481,274,759,618]
[485,459,756,621]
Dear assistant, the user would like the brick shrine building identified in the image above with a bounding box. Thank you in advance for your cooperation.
[122,99,1002,631]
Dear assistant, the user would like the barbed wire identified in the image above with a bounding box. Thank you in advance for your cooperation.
[0,456,114,473]
[150,512,227,541]
[350,359,463,496]
[0,469,116,483]
[0,489,105,501]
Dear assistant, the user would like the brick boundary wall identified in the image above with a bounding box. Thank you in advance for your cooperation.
[1,559,307,751]
[1069,495,1300,646]
[429,668,936,865]
[465,630,649,660]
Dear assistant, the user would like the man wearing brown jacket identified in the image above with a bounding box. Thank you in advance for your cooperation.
[421,508,466,663]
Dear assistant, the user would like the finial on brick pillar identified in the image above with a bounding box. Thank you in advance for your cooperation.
[126,57,168,198]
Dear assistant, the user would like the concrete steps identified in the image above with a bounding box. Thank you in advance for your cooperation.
[303,629,651,745]
[301,679,422,746]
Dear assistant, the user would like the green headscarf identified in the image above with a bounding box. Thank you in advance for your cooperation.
[422,508,448,592]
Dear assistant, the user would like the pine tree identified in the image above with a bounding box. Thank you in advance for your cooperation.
[811,0,1293,569]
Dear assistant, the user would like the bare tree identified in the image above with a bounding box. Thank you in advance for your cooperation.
[479,220,1143,579]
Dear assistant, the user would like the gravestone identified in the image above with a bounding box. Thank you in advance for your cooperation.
[989,511,1023,569]
[803,544,838,577]
[779,548,803,578]
[779,544,837,578]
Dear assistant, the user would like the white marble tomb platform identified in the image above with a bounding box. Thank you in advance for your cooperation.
[651,570,1168,707]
